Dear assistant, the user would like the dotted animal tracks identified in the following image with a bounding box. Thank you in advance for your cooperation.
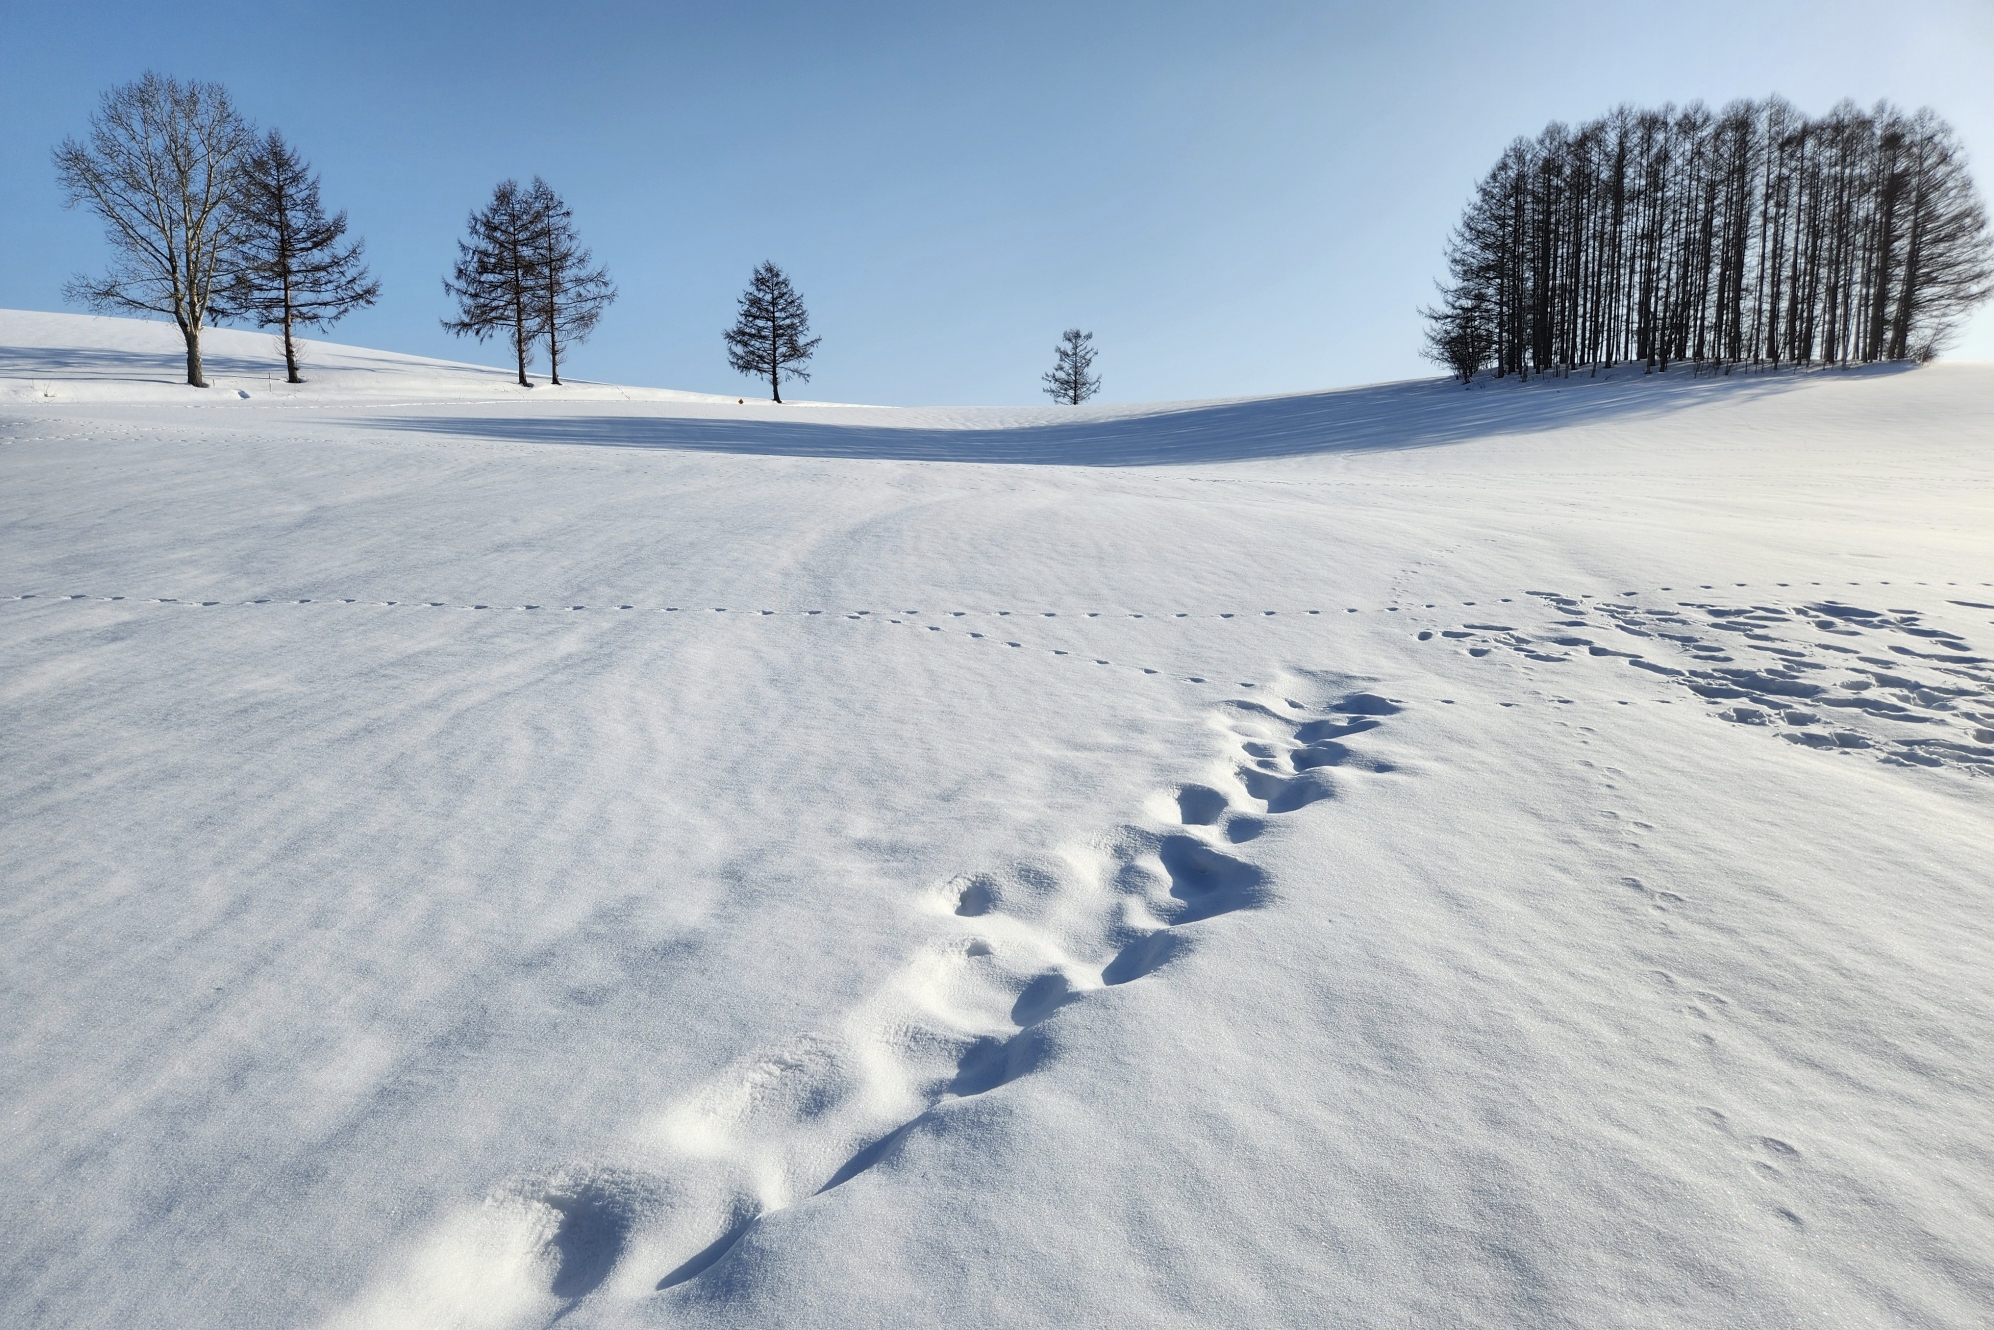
[6,592,1449,619]
[4,592,1348,689]
[17,583,1990,705]
[1424,588,1994,777]
[363,684,1406,1318]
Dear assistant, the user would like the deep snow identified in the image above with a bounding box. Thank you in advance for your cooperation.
[3,312,1991,1329]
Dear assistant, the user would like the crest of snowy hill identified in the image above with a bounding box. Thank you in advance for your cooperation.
[6,307,1986,465]
[0,309,746,405]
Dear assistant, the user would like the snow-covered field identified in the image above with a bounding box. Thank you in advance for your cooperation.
[4,310,1991,1329]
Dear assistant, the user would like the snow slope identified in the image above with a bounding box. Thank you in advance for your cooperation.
[0,310,743,405]
[3,310,1991,1329]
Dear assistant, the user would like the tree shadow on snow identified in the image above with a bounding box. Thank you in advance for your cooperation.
[366,367,1885,467]
[0,343,285,383]
[0,340,505,386]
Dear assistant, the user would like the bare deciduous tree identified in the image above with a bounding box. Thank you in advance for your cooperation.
[524,179,616,386]
[228,130,380,384]
[53,73,256,388]
[1041,328,1101,404]
[442,179,544,387]
[724,262,819,403]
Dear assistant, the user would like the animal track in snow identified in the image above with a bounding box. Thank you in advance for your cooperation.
[21,582,1986,726]
[329,682,1406,1324]
[0,590,1439,690]
[1429,589,1994,777]
[20,577,1981,626]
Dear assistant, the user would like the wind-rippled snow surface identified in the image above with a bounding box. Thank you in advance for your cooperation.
[4,312,1991,1329]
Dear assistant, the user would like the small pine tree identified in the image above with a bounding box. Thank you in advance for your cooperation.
[228,130,380,383]
[442,179,544,387]
[1420,286,1494,385]
[525,178,615,386]
[723,262,820,403]
[1041,328,1100,404]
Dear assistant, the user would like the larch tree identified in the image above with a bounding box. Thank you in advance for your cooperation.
[1420,285,1494,384]
[723,261,819,403]
[1041,328,1101,404]
[228,130,380,383]
[442,179,546,387]
[53,73,256,388]
[524,178,616,386]
[1887,110,1994,361]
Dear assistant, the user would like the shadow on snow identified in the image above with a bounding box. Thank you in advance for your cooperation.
[364,367,1862,467]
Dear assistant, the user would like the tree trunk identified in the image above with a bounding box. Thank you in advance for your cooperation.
[770,325,781,403]
[512,254,531,387]
[281,233,303,383]
[283,304,300,384]
[546,285,562,385]
[183,324,206,388]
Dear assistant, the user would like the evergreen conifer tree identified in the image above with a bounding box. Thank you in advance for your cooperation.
[524,179,615,386]
[1420,286,1494,384]
[723,262,819,403]
[442,179,545,387]
[1041,328,1101,404]
[228,130,380,383]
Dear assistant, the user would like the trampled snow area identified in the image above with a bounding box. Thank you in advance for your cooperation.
[4,310,1992,1329]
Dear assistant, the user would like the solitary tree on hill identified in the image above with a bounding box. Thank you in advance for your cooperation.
[525,178,616,386]
[442,179,544,387]
[1041,328,1101,404]
[724,261,819,403]
[228,130,380,384]
[53,73,256,388]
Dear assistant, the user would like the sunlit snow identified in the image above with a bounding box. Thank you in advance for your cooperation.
[4,311,1991,1329]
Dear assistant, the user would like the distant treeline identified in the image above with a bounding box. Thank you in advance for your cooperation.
[1423,98,1994,382]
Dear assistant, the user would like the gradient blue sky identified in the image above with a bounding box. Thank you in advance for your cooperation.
[3,0,1990,403]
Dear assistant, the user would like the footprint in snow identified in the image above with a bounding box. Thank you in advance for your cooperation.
[1428,588,1992,777]
[320,681,1411,1321]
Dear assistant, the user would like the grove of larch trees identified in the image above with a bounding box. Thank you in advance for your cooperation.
[1424,98,1994,383]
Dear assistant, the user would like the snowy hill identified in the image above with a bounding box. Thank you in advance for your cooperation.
[3,310,1992,1330]
[0,309,741,405]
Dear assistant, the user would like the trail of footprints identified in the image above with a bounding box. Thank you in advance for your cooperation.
[380,685,1402,1320]
[1427,589,1994,776]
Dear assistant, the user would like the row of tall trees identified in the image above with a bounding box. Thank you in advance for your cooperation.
[54,73,378,387]
[1424,97,1994,383]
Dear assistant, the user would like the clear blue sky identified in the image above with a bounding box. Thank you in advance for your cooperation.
[3,0,1990,403]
